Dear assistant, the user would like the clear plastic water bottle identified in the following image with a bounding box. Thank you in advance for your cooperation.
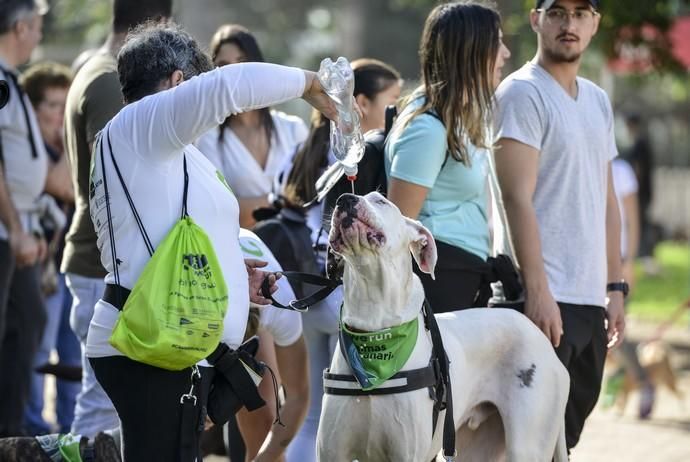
[317,57,365,178]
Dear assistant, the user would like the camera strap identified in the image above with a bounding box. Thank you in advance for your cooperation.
[0,66,38,159]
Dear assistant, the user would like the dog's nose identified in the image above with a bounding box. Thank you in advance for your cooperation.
[336,194,359,210]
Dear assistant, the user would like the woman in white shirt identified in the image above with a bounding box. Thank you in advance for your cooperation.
[86,22,334,462]
[236,229,309,462]
[195,24,308,227]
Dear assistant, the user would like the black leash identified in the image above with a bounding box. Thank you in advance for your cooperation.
[179,365,202,462]
[260,271,341,312]
[422,301,456,460]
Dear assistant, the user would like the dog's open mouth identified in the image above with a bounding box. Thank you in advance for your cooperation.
[330,214,385,253]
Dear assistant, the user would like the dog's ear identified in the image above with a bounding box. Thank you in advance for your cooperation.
[405,218,437,280]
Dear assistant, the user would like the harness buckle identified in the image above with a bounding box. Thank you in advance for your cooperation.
[288,300,309,312]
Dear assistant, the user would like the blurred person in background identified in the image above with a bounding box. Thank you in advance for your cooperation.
[61,0,172,439]
[384,2,511,312]
[195,24,308,228]
[233,229,309,462]
[0,0,50,437]
[281,58,401,462]
[623,114,658,274]
[610,156,656,419]
[19,61,80,436]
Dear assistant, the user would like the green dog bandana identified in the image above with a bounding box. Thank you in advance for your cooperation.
[339,310,418,391]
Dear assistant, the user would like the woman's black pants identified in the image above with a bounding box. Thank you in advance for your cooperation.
[413,240,486,313]
[90,355,214,462]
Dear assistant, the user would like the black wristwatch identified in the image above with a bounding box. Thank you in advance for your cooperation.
[606,280,629,298]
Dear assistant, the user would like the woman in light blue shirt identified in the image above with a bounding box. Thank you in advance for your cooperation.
[385,2,510,312]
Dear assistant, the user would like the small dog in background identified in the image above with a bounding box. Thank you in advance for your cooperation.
[605,340,683,418]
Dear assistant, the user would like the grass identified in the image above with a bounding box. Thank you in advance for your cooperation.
[627,241,690,323]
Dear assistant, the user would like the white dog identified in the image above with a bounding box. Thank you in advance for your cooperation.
[317,192,569,462]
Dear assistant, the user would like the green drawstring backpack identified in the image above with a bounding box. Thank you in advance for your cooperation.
[99,128,228,370]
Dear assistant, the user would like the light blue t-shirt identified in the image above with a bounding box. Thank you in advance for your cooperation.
[384,98,490,260]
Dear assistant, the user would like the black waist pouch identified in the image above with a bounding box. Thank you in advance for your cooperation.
[433,240,522,306]
[205,336,266,425]
[485,254,522,303]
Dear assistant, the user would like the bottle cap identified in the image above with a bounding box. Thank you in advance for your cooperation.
[343,164,358,178]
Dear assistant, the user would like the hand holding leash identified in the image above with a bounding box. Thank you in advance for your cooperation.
[245,258,282,305]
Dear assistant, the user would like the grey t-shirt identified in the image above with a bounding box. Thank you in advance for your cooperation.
[0,60,49,239]
[494,62,617,308]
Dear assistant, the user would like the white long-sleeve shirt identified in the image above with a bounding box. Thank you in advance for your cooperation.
[86,63,306,358]
[195,111,308,199]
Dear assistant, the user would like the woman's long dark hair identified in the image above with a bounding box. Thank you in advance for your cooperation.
[404,1,501,165]
[209,24,274,144]
[283,59,401,207]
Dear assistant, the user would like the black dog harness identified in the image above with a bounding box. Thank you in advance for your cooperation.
[261,273,457,460]
[324,301,456,461]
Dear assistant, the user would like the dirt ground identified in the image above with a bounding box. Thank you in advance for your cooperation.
[570,320,690,462]
[571,372,690,462]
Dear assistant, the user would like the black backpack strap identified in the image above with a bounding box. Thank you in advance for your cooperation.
[1,66,39,159]
[421,109,452,171]
[105,128,154,257]
[99,132,124,307]
[104,129,191,252]
[181,155,190,219]
[384,104,397,137]
[275,211,317,274]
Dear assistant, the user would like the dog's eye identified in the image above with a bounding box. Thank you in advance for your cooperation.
[375,198,388,206]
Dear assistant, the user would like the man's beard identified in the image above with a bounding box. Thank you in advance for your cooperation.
[543,45,582,64]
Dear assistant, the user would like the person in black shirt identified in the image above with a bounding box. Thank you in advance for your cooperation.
[624,114,656,259]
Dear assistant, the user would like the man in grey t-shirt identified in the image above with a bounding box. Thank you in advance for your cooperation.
[493,0,626,450]
[0,0,49,437]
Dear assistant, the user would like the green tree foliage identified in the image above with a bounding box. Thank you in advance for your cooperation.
[44,0,110,47]
[393,0,689,73]
[595,0,687,73]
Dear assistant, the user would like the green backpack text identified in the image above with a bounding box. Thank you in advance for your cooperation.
[99,128,228,370]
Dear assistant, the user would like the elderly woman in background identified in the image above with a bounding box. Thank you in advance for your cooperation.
[20,61,80,436]
[86,22,335,461]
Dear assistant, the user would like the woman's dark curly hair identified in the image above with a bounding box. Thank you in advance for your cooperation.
[118,21,212,104]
